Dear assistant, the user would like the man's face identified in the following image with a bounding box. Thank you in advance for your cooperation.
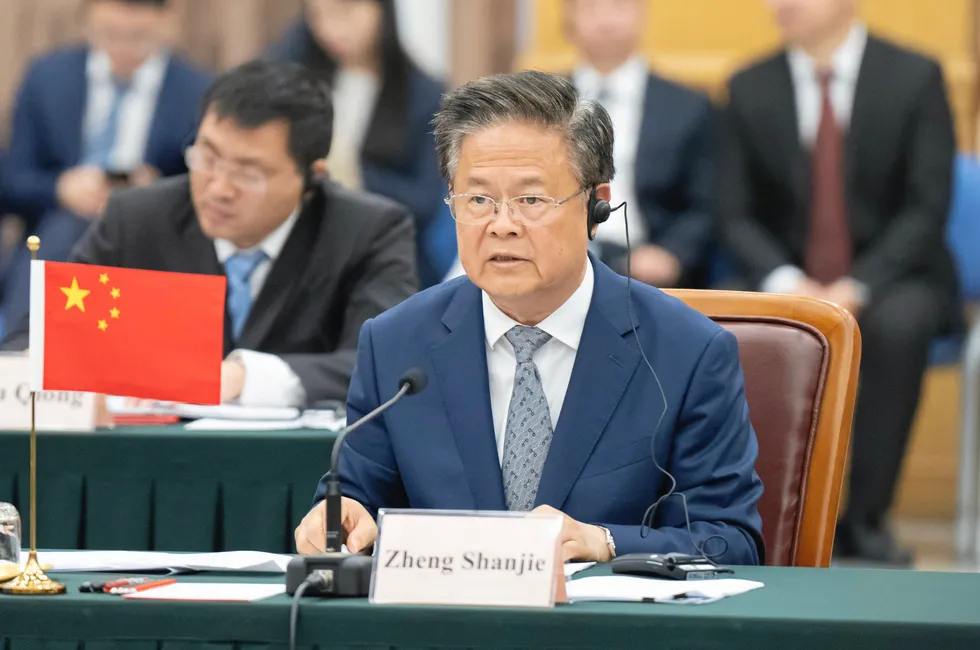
[453,121,594,318]
[190,110,305,249]
[765,0,856,46]
[85,0,171,79]
[565,0,644,69]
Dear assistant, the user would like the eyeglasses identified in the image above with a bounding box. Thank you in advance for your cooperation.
[444,188,588,227]
[184,146,268,194]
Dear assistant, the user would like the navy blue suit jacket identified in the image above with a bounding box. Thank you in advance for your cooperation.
[1,47,211,220]
[602,74,718,287]
[316,256,765,565]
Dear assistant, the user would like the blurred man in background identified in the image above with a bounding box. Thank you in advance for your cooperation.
[2,60,418,407]
[565,0,718,289]
[0,0,211,338]
[722,0,959,565]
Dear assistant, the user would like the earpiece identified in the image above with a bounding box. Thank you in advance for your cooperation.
[587,188,612,240]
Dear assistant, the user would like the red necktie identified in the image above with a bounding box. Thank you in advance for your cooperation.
[804,69,851,284]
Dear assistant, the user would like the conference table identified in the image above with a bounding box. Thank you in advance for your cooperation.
[2,564,979,649]
[0,426,336,553]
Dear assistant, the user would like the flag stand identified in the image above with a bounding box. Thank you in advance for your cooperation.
[2,236,65,595]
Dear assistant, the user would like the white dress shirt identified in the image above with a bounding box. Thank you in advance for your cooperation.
[83,50,168,171]
[761,22,869,295]
[213,208,306,408]
[483,258,595,463]
[325,68,380,191]
[573,55,649,247]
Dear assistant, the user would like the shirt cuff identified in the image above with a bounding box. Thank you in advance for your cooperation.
[228,349,307,408]
[843,276,870,306]
[760,265,805,294]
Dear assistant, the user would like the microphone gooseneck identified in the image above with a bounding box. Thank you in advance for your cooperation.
[324,368,428,552]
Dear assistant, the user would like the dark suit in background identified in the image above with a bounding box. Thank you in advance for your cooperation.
[721,32,958,548]
[0,46,211,336]
[266,21,447,288]
[1,176,419,404]
[577,66,718,289]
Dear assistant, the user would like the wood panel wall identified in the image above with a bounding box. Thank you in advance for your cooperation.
[520,0,980,151]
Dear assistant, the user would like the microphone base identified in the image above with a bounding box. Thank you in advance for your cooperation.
[285,553,373,597]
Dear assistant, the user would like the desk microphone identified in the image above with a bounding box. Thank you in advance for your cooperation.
[286,368,428,601]
[324,368,428,552]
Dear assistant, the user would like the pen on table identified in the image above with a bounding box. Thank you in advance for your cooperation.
[79,577,152,593]
[108,578,176,595]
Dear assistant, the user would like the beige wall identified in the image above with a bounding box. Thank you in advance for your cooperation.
[0,0,304,143]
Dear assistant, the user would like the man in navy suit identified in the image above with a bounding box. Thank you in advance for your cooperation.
[296,70,764,565]
[0,0,210,336]
[565,0,718,289]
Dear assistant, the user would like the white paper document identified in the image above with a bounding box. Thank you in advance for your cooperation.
[565,575,764,604]
[183,418,306,431]
[123,582,285,602]
[563,562,596,577]
[34,550,292,573]
[104,396,300,421]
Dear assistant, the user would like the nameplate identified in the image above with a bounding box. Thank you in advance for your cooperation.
[369,509,563,608]
[0,354,96,431]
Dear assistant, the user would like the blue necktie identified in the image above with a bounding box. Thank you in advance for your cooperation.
[82,79,131,168]
[225,250,268,340]
[501,325,554,511]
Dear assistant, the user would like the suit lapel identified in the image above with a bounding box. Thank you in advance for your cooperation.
[142,59,177,165]
[175,187,230,353]
[236,199,319,350]
[769,54,811,215]
[430,283,507,510]
[534,258,642,510]
[846,37,880,198]
[64,50,89,165]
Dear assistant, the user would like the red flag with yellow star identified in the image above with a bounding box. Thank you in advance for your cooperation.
[29,261,226,404]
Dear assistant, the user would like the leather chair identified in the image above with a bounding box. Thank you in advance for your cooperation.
[666,290,861,567]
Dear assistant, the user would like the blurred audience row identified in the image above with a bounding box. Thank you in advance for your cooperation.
[0,0,969,566]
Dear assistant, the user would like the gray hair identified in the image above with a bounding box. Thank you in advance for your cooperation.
[433,70,615,190]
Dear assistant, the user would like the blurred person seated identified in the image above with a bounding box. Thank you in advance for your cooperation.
[721,0,959,565]
[566,0,719,289]
[0,0,211,338]
[1,60,418,408]
[266,0,447,288]
[294,70,764,565]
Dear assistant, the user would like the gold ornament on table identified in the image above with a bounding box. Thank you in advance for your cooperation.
[2,236,66,595]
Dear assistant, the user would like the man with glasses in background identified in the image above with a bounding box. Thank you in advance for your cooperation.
[295,71,764,565]
[2,59,419,408]
[0,0,211,338]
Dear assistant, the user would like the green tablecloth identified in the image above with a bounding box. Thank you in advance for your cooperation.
[1,566,979,649]
[0,427,335,553]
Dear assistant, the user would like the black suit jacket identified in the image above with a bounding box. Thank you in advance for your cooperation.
[720,34,958,307]
[594,72,719,288]
[2,175,419,403]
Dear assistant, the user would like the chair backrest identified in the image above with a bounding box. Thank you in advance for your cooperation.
[947,154,980,300]
[665,289,861,567]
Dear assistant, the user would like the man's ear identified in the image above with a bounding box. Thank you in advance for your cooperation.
[594,183,612,203]
[311,158,328,182]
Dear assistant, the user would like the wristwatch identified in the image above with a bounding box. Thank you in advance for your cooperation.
[597,525,617,559]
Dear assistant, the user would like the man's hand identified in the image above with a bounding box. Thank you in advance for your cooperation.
[628,245,682,287]
[129,164,161,187]
[533,505,613,563]
[56,166,111,219]
[220,358,246,403]
[295,497,378,555]
[788,276,825,299]
[822,278,866,317]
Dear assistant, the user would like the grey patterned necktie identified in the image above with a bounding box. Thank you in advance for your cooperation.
[501,325,554,511]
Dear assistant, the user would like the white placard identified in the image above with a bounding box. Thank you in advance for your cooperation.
[370,509,563,608]
[0,354,95,431]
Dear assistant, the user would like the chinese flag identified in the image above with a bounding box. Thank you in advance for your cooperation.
[29,261,226,404]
